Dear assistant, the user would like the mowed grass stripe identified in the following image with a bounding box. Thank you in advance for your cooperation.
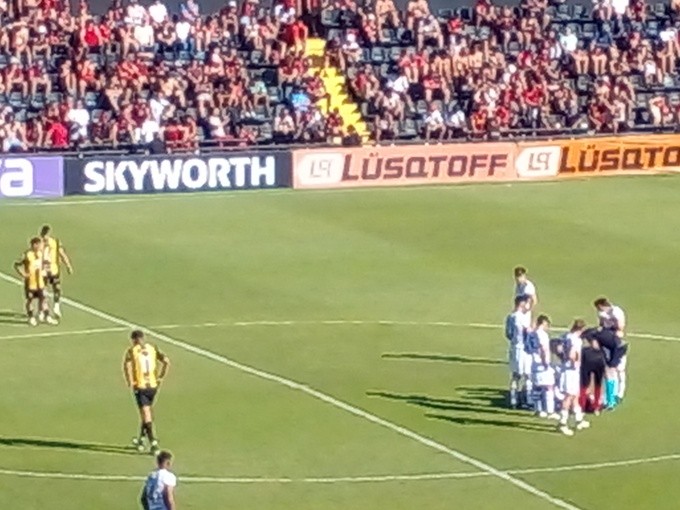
[0,273,583,510]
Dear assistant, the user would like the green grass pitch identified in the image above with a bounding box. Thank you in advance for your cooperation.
[0,176,679,509]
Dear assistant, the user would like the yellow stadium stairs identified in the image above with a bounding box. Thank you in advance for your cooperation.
[305,38,369,142]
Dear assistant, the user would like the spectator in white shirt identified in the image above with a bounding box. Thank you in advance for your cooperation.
[148,0,168,25]
[134,19,155,50]
[174,14,193,52]
[559,26,578,54]
[138,116,161,144]
[126,0,147,26]
[612,0,628,17]
[67,99,90,143]
[208,108,228,139]
[150,92,171,123]
[423,103,445,142]
[447,105,467,138]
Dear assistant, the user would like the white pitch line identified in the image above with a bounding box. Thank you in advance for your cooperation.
[0,326,127,341]
[3,319,679,346]
[0,272,581,510]
[0,452,678,485]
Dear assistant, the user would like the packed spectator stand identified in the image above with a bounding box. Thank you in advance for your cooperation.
[0,0,679,152]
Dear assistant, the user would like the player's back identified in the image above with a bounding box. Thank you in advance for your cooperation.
[143,468,176,510]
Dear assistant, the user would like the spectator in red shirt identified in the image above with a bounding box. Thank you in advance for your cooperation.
[45,119,69,148]
[522,79,543,128]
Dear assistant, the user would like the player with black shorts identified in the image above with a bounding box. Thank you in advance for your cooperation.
[123,330,170,455]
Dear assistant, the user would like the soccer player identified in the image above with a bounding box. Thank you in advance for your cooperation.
[557,319,590,436]
[141,450,177,510]
[505,295,533,408]
[513,266,538,315]
[39,224,74,318]
[527,314,558,419]
[583,297,628,409]
[13,237,57,326]
[123,330,170,455]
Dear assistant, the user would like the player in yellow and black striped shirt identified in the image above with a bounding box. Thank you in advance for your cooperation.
[123,330,170,455]
[13,237,57,326]
[39,225,73,318]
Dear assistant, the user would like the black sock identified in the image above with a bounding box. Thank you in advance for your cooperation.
[143,422,155,443]
[139,422,146,440]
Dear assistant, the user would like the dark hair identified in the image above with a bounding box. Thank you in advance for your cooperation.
[536,314,551,326]
[514,266,527,277]
[514,295,528,307]
[571,319,586,332]
[30,236,41,245]
[157,450,173,466]
[131,330,145,341]
[593,297,610,308]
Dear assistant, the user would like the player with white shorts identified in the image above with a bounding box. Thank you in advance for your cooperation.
[505,295,532,408]
[557,320,590,436]
[527,315,559,419]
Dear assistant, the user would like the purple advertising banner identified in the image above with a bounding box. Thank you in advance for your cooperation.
[0,156,64,199]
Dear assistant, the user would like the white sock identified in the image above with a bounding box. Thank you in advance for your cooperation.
[544,388,555,415]
[510,380,518,406]
[618,371,626,399]
[559,409,569,426]
[574,404,584,423]
[525,379,534,405]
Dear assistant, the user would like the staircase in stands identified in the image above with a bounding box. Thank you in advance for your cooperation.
[305,38,369,142]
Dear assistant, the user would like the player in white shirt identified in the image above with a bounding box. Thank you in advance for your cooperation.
[513,266,538,318]
[505,295,533,408]
[593,297,628,406]
[527,315,559,419]
[141,451,177,510]
[557,320,590,436]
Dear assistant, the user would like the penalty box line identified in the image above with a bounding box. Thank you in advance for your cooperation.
[0,272,582,510]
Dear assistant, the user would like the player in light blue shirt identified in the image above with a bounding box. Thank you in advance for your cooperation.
[141,451,177,510]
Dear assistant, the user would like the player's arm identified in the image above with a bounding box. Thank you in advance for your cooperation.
[123,350,134,388]
[157,349,170,381]
[164,485,176,510]
[58,246,74,274]
[540,342,550,367]
[13,256,27,279]
[615,310,626,337]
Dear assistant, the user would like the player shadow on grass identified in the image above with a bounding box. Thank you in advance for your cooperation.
[381,353,506,365]
[369,386,556,434]
[0,437,139,456]
[0,310,27,324]
[367,390,522,418]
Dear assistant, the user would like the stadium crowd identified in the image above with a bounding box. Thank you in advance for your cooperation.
[325,0,680,140]
[0,0,331,151]
[0,0,678,150]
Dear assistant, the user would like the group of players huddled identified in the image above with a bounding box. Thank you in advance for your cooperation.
[13,225,73,326]
[506,267,628,436]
